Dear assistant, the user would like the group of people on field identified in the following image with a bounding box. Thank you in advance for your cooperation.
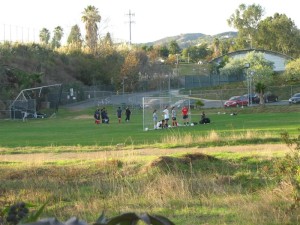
[153,105,190,129]
[94,106,131,124]
[94,107,109,124]
[94,104,210,128]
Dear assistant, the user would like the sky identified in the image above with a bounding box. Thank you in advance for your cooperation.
[1,0,299,44]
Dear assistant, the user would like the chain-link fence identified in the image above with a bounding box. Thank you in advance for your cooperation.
[1,83,300,120]
[187,85,300,101]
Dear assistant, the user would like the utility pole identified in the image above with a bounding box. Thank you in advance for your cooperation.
[126,10,135,45]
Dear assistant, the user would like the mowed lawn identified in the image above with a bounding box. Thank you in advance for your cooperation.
[0,106,299,148]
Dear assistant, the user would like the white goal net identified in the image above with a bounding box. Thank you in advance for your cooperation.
[9,84,62,120]
[142,96,193,131]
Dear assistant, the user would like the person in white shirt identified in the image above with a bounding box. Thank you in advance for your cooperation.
[162,106,169,128]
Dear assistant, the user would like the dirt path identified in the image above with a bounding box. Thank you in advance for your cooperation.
[0,143,290,163]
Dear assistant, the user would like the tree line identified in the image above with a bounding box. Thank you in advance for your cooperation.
[1,3,300,101]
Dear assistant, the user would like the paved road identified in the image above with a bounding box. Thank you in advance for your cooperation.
[202,99,289,108]
[64,90,290,110]
[63,91,161,110]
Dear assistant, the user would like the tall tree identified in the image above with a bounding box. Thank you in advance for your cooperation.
[81,5,101,53]
[67,24,83,49]
[120,51,141,92]
[51,26,64,49]
[39,28,50,45]
[256,13,300,57]
[227,3,264,49]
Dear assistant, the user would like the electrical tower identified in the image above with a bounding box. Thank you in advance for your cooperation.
[126,10,135,45]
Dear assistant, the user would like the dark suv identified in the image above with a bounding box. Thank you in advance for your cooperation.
[249,92,278,104]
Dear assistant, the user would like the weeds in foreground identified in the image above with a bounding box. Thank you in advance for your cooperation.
[0,149,297,225]
[274,131,300,210]
[1,130,300,224]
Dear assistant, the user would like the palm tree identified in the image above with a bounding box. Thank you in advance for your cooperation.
[255,82,267,105]
[81,5,101,53]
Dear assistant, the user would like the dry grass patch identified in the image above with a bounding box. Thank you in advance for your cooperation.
[161,130,277,147]
[0,144,289,164]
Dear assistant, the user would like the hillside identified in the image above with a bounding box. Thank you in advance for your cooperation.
[143,31,237,48]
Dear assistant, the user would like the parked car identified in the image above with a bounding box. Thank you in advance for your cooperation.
[224,95,249,107]
[263,92,279,103]
[289,93,300,104]
[243,93,259,104]
[245,92,278,104]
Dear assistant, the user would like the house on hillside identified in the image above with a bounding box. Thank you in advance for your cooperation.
[210,48,293,72]
[185,49,293,89]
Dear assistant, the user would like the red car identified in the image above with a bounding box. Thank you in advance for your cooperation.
[224,95,249,107]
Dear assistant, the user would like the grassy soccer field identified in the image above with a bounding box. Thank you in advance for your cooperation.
[1,105,300,224]
[0,105,299,148]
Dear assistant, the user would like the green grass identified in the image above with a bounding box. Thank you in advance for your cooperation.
[0,106,299,148]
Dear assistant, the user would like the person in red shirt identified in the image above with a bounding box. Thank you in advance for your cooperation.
[181,105,189,126]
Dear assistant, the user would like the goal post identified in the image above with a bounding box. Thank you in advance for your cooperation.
[142,96,193,131]
[10,84,63,120]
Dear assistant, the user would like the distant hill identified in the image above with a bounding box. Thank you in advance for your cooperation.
[142,31,237,48]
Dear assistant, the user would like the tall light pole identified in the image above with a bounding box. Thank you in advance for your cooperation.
[248,71,254,106]
[244,63,255,106]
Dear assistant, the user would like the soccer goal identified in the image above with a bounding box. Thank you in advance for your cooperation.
[10,84,63,120]
[142,96,193,131]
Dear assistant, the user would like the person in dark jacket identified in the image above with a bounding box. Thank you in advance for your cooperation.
[125,107,131,122]
[117,107,122,123]
[101,107,109,124]
[94,108,101,124]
